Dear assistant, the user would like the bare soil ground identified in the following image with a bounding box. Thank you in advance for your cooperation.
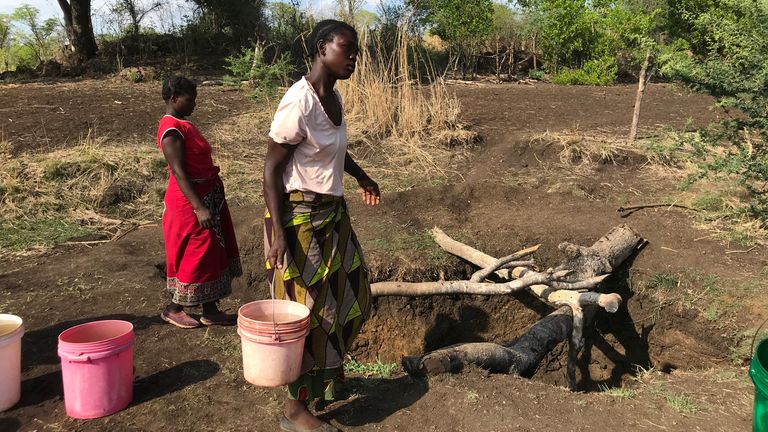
[1,80,765,432]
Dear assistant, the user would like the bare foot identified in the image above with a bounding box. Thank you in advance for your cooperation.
[284,400,323,430]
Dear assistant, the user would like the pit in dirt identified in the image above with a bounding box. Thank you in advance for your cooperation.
[237,185,733,392]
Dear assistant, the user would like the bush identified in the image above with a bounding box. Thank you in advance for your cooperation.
[119,66,156,83]
[223,44,294,98]
[551,56,617,85]
[661,0,768,221]
[527,69,545,80]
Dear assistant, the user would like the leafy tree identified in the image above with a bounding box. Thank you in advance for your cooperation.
[661,0,768,219]
[355,10,379,29]
[489,3,524,80]
[108,0,162,36]
[374,0,407,56]
[409,0,493,79]
[56,0,99,63]
[189,0,267,47]
[267,1,313,69]
[0,15,11,70]
[664,0,715,54]
[336,0,364,25]
[523,0,599,70]
[12,4,62,65]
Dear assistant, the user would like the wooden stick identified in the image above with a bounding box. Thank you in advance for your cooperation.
[64,240,110,245]
[725,246,758,254]
[617,203,698,214]
[431,227,510,279]
[469,244,540,282]
[111,224,138,242]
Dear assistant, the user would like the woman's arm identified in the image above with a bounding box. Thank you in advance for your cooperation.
[161,131,213,229]
[345,152,380,206]
[263,139,297,270]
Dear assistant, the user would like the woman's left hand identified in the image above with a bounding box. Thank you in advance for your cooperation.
[357,177,380,206]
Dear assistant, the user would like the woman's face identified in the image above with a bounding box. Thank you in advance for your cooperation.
[319,29,359,80]
[171,91,197,116]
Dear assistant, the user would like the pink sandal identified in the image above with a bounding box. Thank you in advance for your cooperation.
[161,310,200,329]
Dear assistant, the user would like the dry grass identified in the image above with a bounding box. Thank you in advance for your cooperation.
[530,130,634,167]
[0,131,169,254]
[0,135,11,159]
[338,28,475,186]
[208,109,275,206]
[0,117,274,255]
[0,130,167,223]
[529,128,767,244]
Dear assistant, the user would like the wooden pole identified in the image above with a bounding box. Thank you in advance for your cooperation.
[629,49,652,142]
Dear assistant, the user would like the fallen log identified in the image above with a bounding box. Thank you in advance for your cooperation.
[390,225,644,389]
[402,307,572,377]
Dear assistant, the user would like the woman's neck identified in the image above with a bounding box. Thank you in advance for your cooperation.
[306,67,336,97]
[165,108,185,119]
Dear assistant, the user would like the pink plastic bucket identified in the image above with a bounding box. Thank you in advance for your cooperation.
[0,314,24,412]
[238,300,311,327]
[238,300,310,387]
[57,320,134,419]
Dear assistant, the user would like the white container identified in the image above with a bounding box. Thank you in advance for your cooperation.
[0,314,24,412]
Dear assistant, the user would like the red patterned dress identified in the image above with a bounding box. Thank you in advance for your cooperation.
[156,115,241,306]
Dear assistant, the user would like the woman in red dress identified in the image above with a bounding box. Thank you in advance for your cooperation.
[156,76,241,329]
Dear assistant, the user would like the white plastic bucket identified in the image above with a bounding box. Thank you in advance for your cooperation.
[237,300,310,387]
[0,314,24,412]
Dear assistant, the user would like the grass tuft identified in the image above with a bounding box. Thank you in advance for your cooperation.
[344,358,399,378]
[665,393,702,413]
[599,384,636,399]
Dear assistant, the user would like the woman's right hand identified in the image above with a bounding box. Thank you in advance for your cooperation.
[267,235,287,270]
[195,207,214,229]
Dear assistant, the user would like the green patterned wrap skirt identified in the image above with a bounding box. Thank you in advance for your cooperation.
[264,191,372,401]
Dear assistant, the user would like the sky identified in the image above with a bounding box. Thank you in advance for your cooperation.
[0,0,385,23]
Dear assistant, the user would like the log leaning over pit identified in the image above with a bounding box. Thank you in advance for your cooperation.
[370,225,644,389]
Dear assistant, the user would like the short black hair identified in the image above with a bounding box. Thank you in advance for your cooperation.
[307,19,357,59]
[162,76,197,102]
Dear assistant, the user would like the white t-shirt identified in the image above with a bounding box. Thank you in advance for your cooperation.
[269,77,348,197]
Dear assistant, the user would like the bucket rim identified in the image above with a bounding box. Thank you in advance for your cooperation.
[750,337,768,390]
[0,314,24,340]
[0,314,24,348]
[238,300,310,320]
[58,320,134,353]
[237,299,311,327]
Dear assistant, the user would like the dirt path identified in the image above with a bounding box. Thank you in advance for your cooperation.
[0,81,763,432]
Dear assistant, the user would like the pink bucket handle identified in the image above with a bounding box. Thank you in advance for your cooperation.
[270,270,280,342]
[60,342,133,363]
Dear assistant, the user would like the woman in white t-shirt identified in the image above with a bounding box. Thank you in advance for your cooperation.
[263,19,380,432]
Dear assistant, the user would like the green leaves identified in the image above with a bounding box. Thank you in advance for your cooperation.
[661,0,768,219]
[416,0,494,45]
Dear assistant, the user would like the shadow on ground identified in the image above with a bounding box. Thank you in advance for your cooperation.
[322,375,428,427]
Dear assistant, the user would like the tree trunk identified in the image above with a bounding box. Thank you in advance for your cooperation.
[400,225,644,389]
[403,307,573,377]
[629,49,652,142]
[509,36,516,79]
[57,0,98,64]
[532,33,538,70]
[495,36,501,83]
[127,0,140,37]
